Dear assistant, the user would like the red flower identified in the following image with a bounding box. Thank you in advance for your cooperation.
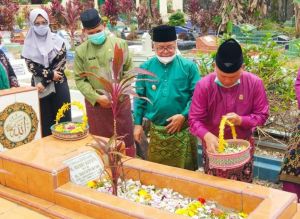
[197,197,206,204]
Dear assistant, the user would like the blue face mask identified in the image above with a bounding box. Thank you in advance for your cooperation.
[215,76,240,88]
[88,31,106,45]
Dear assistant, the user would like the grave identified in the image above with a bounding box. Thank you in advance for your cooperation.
[0,135,298,218]
[195,35,218,53]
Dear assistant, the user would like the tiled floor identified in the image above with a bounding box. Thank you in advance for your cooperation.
[0,197,49,219]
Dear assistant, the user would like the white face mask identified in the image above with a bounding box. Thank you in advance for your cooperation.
[156,54,176,65]
[33,25,49,36]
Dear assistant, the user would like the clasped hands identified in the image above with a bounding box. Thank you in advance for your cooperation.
[134,114,185,143]
[36,71,63,93]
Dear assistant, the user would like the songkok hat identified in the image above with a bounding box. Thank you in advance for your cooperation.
[152,25,177,42]
[80,8,101,29]
[215,39,243,73]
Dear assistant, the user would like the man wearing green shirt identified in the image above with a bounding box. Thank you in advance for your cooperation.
[74,8,135,156]
[134,25,200,170]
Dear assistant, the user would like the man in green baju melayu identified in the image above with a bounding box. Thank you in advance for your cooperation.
[74,8,135,156]
[134,25,201,170]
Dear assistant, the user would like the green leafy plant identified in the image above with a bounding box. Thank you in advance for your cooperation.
[18,0,30,4]
[80,44,155,195]
[242,35,298,140]
[195,53,215,77]
[16,12,25,29]
[168,11,185,26]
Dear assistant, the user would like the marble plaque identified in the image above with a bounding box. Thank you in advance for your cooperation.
[63,151,104,186]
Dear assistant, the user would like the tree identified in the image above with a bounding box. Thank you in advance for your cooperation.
[119,0,135,25]
[186,0,201,26]
[218,0,244,32]
[0,0,19,31]
[247,0,267,23]
[168,11,186,26]
[136,3,150,30]
[294,0,300,37]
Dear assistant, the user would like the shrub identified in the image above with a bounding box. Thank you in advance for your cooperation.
[168,11,185,27]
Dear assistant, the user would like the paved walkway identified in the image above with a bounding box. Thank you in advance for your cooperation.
[0,196,49,219]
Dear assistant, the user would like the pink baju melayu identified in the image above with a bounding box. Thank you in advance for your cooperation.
[296,69,300,110]
[189,71,269,182]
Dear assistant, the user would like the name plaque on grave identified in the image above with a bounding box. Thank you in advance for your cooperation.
[0,102,38,148]
[63,151,104,186]
[11,59,27,76]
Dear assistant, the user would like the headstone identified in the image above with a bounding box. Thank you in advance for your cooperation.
[160,0,168,22]
[142,32,152,55]
[63,151,104,186]
[172,0,183,11]
[11,32,25,44]
[0,31,11,44]
[196,35,218,53]
[10,59,32,85]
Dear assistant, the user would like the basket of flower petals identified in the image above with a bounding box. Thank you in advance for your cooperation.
[207,116,251,170]
[51,101,89,141]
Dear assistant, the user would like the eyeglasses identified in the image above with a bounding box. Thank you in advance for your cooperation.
[155,45,176,52]
[34,21,48,27]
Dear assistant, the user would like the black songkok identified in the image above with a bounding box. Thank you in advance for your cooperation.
[152,25,177,42]
[215,39,243,73]
[80,8,101,29]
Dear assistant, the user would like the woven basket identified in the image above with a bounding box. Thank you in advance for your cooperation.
[207,139,251,170]
[51,122,89,141]
[207,117,251,170]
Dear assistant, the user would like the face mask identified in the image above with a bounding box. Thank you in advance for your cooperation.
[33,25,49,36]
[88,31,106,45]
[215,76,240,88]
[156,54,176,65]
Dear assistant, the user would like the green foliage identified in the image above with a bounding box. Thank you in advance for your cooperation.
[212,15,222,27]
[242,35,297,112]
[261,18,282,30]
[18,0,30,4]
[195,53,215,77]
[42,0,52,4]
[259,18,296,37]
[168,11,185,27]
[221,21,236,42]
[16,14,25,29]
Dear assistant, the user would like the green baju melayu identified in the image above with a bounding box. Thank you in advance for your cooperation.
[74,32,132,105]
[74,33,135,152]
[0,62,9,90]
[134,56,201,170]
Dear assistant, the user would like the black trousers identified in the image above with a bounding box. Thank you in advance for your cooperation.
[39,81,71,137]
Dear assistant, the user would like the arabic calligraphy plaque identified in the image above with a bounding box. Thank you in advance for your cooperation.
[0,103,38,148]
